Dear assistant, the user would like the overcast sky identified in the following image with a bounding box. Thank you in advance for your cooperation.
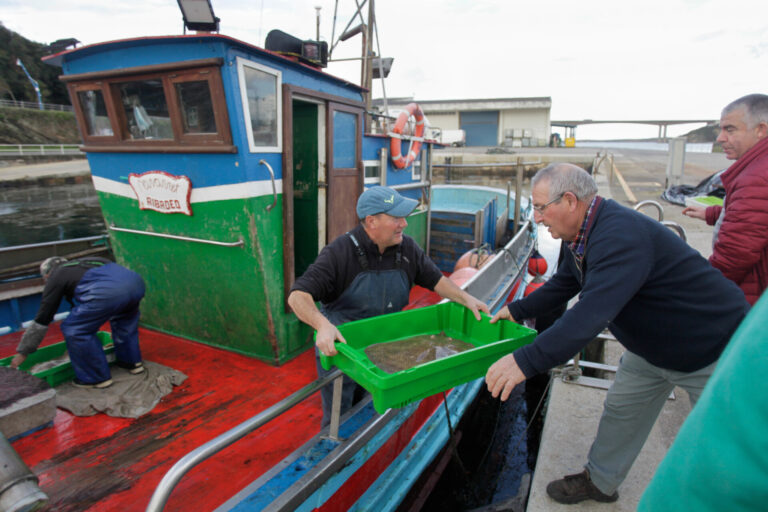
[3,0,766,139]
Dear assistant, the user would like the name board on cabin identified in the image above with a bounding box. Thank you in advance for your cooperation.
[129,171,192,215]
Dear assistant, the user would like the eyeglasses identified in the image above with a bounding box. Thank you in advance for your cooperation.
[533,193,565,213]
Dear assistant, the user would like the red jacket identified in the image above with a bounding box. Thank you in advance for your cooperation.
[705,136,768,305]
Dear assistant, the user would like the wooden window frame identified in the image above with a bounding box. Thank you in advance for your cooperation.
[67,60,233,153]
[168,68,230,145]
[69,82,121,144]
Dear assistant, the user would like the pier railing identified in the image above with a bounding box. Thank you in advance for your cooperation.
[0,144,81,157]
[0,99,73,112]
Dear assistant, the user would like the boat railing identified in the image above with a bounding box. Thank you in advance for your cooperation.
[0,234,111,277]
[146,369,344,512]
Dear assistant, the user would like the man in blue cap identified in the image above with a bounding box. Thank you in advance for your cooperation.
[289,186,489,426]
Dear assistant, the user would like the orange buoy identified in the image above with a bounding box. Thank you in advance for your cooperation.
[449,267,478,287]
[527,250,548,276]
[453,247,492,273]
[390,103,425,169]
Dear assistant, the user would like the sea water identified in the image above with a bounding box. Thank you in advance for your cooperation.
[0,182,104,247]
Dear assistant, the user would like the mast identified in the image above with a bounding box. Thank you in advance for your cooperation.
[362,0,375,131]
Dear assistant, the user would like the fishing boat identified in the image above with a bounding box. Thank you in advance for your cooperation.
[0,5,540,511]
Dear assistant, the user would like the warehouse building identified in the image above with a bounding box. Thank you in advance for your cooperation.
[374,97,552,147]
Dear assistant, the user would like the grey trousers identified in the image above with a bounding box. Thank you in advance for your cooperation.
[585,350,717,495]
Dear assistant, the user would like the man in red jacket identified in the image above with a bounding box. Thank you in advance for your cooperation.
[683,94,768,305]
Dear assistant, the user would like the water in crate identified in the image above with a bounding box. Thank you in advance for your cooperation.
[364,332,475,373]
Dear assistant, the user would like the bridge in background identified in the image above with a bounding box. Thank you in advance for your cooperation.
[551,119,718,140]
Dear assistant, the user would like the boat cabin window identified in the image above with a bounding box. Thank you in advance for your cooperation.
[363,160,380,184]
[66,60,233,152]
[237,57,282,152]
[175,80,217,134]
[117,79,173,140]
[76,89,113,137]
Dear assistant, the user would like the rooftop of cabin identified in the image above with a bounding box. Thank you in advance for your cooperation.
[43,32,363,93]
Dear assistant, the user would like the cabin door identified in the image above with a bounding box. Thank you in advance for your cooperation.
[326,102,363,241]
[292,98,326,278]
[282,87,364,307]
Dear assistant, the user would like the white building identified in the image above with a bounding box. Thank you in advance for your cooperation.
[374,97,552,147]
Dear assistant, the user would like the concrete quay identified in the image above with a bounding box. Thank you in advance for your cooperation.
[0,159,90,186]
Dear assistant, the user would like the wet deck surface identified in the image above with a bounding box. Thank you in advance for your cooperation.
[1,326,322,512]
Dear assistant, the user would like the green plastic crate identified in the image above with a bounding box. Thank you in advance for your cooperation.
[320,302,537,413]
[0,331,114,387]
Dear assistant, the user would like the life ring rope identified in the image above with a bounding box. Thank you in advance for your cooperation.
[390,102,425,169]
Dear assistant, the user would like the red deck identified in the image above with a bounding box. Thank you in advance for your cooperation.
[1,285,446,511]
[1,325,323,512]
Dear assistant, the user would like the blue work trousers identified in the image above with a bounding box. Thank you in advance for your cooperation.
[61,263,145,383]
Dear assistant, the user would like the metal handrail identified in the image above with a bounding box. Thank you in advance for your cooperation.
[662,220,687,241]
[259,159,278,211]
[109,225,243,247]
[390,180,430,191]
[146,369,343,512]
[634,200,664,221]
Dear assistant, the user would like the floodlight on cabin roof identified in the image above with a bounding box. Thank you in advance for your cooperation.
[177,0,220,33]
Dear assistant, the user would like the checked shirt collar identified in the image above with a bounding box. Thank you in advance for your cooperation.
[567,195,603,266]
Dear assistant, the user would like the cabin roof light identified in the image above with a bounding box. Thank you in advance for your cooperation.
[177,0,220,33]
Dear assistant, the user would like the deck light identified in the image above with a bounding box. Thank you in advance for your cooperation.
[177,0,220,33]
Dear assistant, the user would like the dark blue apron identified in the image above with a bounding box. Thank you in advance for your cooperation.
[316,233,410,426]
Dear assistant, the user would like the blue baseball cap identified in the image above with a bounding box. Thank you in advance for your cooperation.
[356,186,418,219]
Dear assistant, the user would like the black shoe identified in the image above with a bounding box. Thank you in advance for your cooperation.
[546,470,618,504]
[116,361,145,374]
[72,377,113,389]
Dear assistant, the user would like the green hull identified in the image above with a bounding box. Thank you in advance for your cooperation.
[100,191,310,364]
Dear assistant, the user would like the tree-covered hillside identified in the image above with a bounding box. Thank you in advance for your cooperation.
[0,22,70,105]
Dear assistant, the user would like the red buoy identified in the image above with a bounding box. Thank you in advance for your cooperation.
[527,250,548,277]
[503,280,522,305]
[524,274,546,296]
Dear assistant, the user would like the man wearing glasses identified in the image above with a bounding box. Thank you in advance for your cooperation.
[485,163,748,505]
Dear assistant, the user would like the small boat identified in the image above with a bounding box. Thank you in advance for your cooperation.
[0,6,540,511]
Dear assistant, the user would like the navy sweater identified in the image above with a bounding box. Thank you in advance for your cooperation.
[510,199,749,378]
